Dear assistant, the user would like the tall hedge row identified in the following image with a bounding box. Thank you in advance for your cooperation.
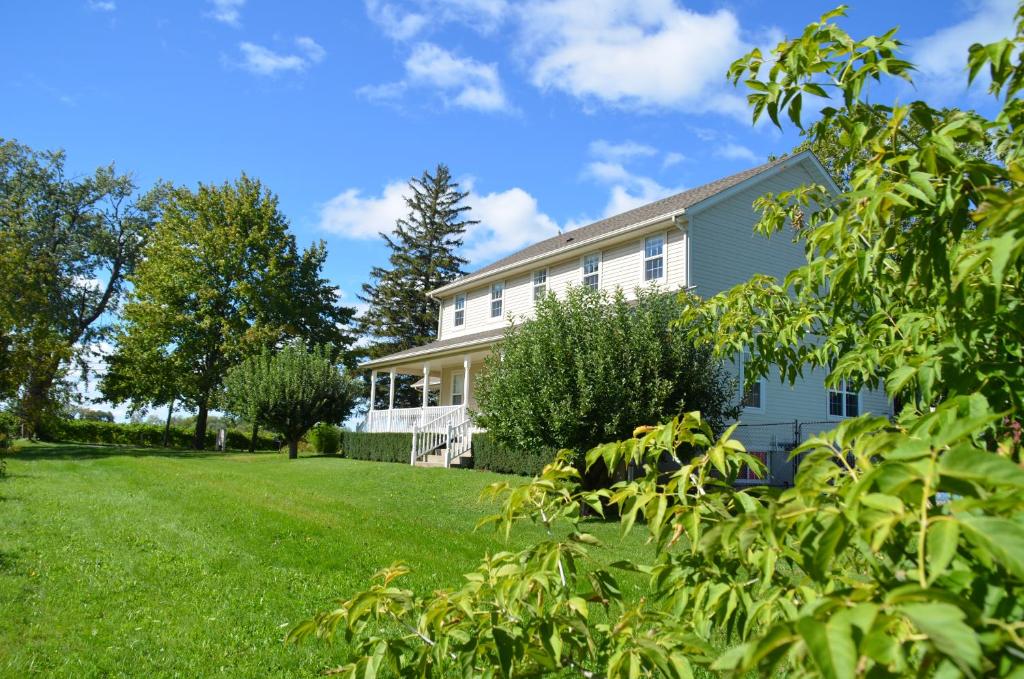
[340,431,412,463]
[47,419,279,451]
[471,432,555,476]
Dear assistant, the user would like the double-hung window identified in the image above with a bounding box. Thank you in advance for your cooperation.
[533,269,548,301]
[828,380,860,418]
[451,373,464,406]
[739,352,765,411]
[453,294,465,327]
[490,282,504,318]
[644,235,665,281]
[582,253,600,290]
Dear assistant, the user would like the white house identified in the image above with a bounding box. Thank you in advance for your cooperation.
[362,151,891,472]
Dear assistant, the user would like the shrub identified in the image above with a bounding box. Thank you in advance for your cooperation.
[475,286,737,464]
[0,409,18,452]
[471,432,554,476]
[309,423,342,456]
[340,432,411,463]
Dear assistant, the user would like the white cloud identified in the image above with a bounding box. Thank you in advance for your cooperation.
[362,43,510,112]
[365,0,428,40]
[318,178,559,266]
[589,139,658,161]
[464,186,560,262]
[87,1,116,11]
[295,36,327,64]
[912,0,1016,82]
[516,0,760,115]
[365,0,508,40]
[715,142,758,163]
[662,151,686,168]
[319,181,409,240]
[583,140,683,216]
[238,37,326,76]
[208,0,245,26]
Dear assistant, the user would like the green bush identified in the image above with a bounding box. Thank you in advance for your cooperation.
[309,423,342,455]
[340,431,411,463]
[48,419,278,451]
[0,409,18,452]
[471,432,554,476]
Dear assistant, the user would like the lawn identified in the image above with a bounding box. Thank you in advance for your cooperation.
[0,442,649,677]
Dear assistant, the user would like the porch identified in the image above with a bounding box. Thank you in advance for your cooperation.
[361,333,500,467]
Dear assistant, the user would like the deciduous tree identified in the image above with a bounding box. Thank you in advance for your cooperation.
[114,175,355,449]
[0,139,159,434]
[224,343,359,459]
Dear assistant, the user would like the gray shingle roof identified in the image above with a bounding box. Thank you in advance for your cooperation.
[363,326,506,368]
[450,154,794,285]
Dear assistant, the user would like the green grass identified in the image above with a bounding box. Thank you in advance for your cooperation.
[0,441,648,677]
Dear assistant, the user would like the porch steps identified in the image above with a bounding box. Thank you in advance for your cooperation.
[413,450,473,468]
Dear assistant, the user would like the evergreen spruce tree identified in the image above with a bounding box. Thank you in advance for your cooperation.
[359,164,476,408]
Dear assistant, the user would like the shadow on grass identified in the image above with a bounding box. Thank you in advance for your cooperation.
[8,441,282,462]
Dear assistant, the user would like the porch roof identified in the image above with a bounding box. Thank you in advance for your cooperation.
[362,327,505,370]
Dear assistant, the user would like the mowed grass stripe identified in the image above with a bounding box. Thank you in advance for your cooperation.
[0,443,648,677]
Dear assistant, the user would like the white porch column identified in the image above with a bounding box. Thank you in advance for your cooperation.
[421,363,430,409]
[388,368,396,431]
[369,370,378,409]
[462,358,471,410]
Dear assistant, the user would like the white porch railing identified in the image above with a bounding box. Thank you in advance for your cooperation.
[443,418,473,467]
[411,406,469,464]
[364,405,464,433]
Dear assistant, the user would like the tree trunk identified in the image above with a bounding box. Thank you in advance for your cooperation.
[193,397,209,450]
[249,421,259,453]
[20,359,59,439]
[162,397,175,448]
[287,439,298,459]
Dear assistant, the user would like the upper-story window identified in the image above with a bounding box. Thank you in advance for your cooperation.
[828,380,859,418]
[739,352,765,411]
[490,282,504,318]
[533,269,548,301]
[644,235,665,281]
[453,294,465,326]
[582,253,601,290]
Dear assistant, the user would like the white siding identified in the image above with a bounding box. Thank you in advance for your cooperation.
[690,163,891,424]
[439,225,689,339]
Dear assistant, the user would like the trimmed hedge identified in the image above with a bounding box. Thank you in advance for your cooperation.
[471,432,556,476]
[341,431,412,463]
[47,419,279,451]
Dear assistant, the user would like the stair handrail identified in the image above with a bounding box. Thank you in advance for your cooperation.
[411,406,467,464]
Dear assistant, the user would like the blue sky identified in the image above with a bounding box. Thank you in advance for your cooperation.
[1,0,1015,417]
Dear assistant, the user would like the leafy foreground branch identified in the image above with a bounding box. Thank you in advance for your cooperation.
[289,408,1024,677]
[289,5,1024,677]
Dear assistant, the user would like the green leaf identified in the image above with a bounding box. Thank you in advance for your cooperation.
[959,515,1024,580]
[492,627,515,679]
[900,602,981,671]
[796,616,857,679]
[939,445,1024,487]
[926,520,960,584]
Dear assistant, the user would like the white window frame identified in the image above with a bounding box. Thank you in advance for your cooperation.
[490,281,504,318]
[643,233,666,282]
[828,379,861,418]
[582,252,601,290]
[451,372,464,406]
[453,294,465,327]
[739,352,765,413]
[533,268,548,301]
